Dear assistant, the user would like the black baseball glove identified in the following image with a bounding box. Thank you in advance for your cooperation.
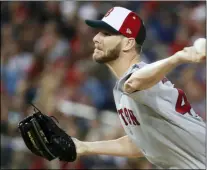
[18,103,77,162]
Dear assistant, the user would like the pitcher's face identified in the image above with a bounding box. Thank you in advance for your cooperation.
[92,31,123,63]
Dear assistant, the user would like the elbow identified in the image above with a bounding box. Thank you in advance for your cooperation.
[128,148,145,158]
[128,150,144,158]
[131,152,144,158]
[123,79,143,93]
[124,77,157,93]
[118,136,144,158]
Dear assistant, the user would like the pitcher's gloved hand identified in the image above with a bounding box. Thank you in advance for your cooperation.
[18,103,77,162]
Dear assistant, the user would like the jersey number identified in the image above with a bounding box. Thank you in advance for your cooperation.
[175,89,192,115]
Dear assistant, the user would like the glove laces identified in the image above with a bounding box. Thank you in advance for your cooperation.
[30,103,59,123]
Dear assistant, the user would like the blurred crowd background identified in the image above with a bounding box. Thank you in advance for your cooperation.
[1,1,206,169]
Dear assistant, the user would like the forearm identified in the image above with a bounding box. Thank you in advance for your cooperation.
[75,135,143,158]
[124,54,182,92]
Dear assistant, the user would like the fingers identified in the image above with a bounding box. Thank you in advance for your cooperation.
[183,47,197,55]
[184,46,205,56]
[183,46,205,63]
[183,47,191,52]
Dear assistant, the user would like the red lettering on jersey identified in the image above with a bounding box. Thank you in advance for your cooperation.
[118,109,128,126]
[124,108,132,125]
[128,109,140,125]
[118,108,140,126]
[175,89,192,115]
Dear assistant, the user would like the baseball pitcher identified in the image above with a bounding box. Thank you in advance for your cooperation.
[18,7,206,169]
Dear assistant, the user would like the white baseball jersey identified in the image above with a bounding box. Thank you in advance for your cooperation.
[113,62,206,169]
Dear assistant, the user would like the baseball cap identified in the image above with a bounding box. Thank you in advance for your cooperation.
[85,6,146,45]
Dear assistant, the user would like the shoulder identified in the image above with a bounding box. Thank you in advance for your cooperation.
[116,62,147,93]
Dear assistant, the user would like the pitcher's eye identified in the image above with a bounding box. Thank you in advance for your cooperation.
[102,31,112,36]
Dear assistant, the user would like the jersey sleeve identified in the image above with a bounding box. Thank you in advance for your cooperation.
[124,62,178,117]
[127,77,204,123]
[127,77,178,116]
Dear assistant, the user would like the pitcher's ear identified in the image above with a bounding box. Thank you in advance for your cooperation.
[122,38,136,52]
